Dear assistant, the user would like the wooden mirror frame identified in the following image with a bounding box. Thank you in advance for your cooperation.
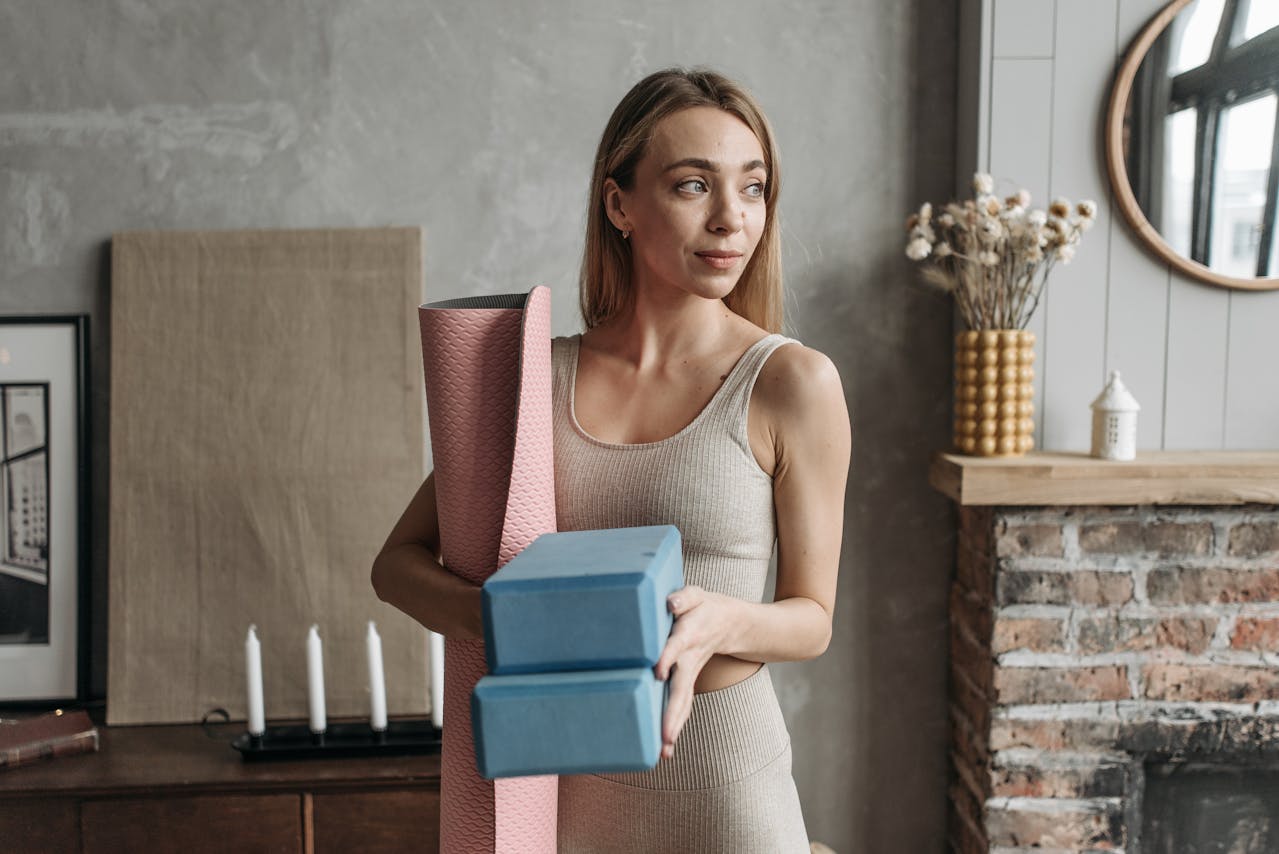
[1106,0,1279,291]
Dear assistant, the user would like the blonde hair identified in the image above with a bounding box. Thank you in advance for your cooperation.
[580,67,783,332]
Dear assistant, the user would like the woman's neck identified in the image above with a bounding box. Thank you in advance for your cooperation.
[588,290,741,370]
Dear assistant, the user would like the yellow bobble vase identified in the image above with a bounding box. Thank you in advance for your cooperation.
[952,329,1036,457]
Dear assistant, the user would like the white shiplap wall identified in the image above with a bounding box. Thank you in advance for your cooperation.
[967,0,1279,451]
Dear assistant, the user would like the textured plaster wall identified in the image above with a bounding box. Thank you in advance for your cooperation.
[0,2,957,850]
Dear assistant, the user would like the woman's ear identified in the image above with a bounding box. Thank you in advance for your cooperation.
[603,178,632,235]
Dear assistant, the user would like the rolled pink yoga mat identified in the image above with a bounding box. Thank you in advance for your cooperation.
[418,286,557,853]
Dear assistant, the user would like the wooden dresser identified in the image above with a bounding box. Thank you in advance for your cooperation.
[0,720,441,853]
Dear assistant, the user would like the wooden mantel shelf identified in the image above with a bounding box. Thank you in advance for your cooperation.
[929,450,1279,506]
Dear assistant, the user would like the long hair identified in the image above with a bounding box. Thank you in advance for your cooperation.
[580,68,783,332]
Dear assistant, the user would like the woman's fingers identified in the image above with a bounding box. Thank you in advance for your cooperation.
[655,609,694,681]
[661,661,696,759]
[656,585,715,759]
[666,584,701,617]
[655,631,681,681]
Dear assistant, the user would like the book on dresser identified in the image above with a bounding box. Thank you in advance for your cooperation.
[0,710,99,770]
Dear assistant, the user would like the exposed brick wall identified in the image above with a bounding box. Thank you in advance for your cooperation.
[948,503,1279,853]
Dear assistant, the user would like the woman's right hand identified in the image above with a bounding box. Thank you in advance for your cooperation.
[371,472,485,641]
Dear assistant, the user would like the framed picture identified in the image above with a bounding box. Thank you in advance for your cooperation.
[0,316,88,703]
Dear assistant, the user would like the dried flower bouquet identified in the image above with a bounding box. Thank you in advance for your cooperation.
[905,173,1096,330]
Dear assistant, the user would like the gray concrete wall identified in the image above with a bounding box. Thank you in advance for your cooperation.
[0,1,958,850]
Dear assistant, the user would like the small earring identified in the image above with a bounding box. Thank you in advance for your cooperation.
[621,228,631,240]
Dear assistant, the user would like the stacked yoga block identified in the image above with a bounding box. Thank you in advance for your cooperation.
[471,525,684,779]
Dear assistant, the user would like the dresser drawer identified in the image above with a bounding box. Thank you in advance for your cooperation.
[312,789,440,854]
[81,794,301,854]
[0,799,80,854]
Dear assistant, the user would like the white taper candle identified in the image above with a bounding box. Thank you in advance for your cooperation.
[429,630,444,728]
[366,621,388,731]
[245,625,265,736]
[306,624,326,734]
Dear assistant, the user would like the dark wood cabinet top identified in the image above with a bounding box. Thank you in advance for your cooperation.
[0,721,441,799]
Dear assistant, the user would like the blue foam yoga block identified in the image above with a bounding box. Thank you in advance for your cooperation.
[481,525,684,675]
[472,666,668,778]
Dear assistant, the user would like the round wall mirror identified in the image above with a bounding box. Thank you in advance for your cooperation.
[1107,0,1279,290]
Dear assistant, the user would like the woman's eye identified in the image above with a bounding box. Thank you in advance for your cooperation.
[677,179,708,193]
[744,182,765,198]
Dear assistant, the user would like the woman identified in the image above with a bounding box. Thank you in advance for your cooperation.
[373,67,850,853]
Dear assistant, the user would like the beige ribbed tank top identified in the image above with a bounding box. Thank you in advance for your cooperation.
[551,332,800,603]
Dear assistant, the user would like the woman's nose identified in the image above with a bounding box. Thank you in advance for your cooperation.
[706,191,744,234]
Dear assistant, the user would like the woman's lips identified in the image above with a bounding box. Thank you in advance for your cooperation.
[695,251,742,270]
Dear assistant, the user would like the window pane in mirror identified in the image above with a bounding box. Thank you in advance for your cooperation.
[1271,208,1279,277]
[1241,0,1279,43]
[1170,0,1225,75]
[1163,108,1198,258]
[1211,94,1276,278]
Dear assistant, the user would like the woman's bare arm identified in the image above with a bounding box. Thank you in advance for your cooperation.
[370,472,484,640]
[653,342,850,757]
[718,343,850,662]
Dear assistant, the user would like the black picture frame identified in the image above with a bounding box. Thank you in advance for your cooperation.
[0,315,89,704]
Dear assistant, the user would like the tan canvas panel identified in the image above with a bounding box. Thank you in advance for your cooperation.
[108,228,427,725]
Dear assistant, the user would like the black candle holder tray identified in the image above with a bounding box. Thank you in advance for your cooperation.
[231,717,441,761]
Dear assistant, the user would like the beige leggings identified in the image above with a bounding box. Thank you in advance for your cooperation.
[557,664,810,854]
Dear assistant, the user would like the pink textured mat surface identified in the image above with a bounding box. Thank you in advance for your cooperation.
[419,287,558,853]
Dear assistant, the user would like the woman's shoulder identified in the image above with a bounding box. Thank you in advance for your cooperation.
[754,337,847,428]
[761,336,833,376]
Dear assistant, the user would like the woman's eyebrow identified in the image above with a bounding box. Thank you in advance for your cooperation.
[662,157,767,174]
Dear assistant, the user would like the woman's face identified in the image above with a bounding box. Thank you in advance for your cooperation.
[607,106,768,302]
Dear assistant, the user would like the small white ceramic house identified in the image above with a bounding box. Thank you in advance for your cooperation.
[1090,370,1141,460]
